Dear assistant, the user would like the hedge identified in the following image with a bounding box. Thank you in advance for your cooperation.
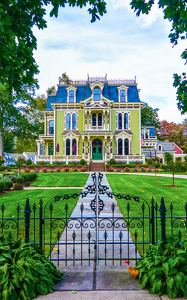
[0,182,5,192]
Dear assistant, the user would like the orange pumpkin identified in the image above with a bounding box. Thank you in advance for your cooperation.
[128,267,138,279]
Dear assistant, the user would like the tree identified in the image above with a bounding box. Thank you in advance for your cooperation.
[4,131,15,153]
[0,1,106,94]
[141,103,160,128]
[130,0,187,113]
[158,120,179,141]
[59,73,72,84]
[47,86,56,95]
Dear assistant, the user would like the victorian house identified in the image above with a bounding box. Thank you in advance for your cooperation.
[35,75,144,165]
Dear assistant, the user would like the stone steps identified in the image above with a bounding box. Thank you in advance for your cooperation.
[90,162,105,172]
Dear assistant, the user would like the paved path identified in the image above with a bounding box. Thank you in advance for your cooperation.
[49,173,140,291]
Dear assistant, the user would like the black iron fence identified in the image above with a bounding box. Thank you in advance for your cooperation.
[0,173,187,266]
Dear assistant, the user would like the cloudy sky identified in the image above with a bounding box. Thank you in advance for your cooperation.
[33,0,187,124]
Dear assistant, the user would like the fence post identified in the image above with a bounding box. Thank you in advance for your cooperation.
[151,198,155,245]
[23,198,32,244]
[159,197,167,240]
[39,198,43,249]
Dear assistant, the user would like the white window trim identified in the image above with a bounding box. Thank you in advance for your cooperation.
[66,86,77,103]
[116,111,130,130]
[117,85,129,102]
[65,112,78,130]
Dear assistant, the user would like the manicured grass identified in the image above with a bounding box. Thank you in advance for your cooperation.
[106,174,187,253]
[30,173,89,187]
[0,189,82,256]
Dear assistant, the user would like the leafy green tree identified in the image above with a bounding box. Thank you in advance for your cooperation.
[59,73,72,84]
[47,86,56,95]
[0,0,106,94]
[141,103,160,128]
[130,0,187,113]
[4,131,15,153]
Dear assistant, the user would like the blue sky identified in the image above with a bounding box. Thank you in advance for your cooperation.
[33,0,187,123]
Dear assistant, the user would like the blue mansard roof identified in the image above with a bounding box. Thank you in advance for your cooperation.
[45,82,141,110]
[46,95,56,110]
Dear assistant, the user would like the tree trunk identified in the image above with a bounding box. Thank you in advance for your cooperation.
[0,128,4,158]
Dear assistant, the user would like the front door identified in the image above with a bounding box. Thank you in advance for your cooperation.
[92,139,102,160]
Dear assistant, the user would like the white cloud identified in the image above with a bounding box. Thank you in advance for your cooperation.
[33,3,186,123]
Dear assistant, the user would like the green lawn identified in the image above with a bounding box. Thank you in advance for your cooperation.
[30,173,89,187]
[106,174,187,253]
[0,189,82,256]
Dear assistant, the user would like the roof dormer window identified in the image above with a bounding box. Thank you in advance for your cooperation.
[120,90,125,102]
[69,91,74,103]
[94,88,100,101]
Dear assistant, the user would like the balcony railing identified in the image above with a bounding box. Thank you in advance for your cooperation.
[87,125,109,131]
[35,155,88,164]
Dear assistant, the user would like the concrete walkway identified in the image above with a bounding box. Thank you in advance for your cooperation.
[36,173,184,300]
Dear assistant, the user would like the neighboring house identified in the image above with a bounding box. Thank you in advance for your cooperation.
[35,75,144,164]
[22,152,37,163]
[3,153,24,166]
[141,127,185,163]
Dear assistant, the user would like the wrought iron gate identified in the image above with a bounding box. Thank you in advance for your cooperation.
[39,172,154,267]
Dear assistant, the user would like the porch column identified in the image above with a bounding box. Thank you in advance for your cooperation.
[37,142,40,156]
[85,111,87,131]
[103,110,105,130]
[88,137,90,161]
[45,114,47,135]
[107,110,109,130]
[104,137,107,162]
[63,139,66,156]
[89,110,91,130]
[110,137,113,159]
[54,107,56,155]
[82,136,85,159]
[77,139,79,155]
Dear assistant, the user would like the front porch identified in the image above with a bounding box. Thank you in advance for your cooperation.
[34,154,145,164]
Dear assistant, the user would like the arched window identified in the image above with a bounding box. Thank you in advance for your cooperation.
[72,114,76,130]
[124,139,129,155]
[120,90,125,102]
[92,113,96,126]
[94,88,100,101]
[118,114,122,129]
[67,114,70,130]
[98,113,102,126]
[49,120,54,134]
[124,113,128,129]
[66,139,70,155]
[118,139,122,155]
[72,139,76,155]
[69,91,74,103]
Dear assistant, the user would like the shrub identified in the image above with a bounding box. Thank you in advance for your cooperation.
[42,167,48,172]
[81,167,87,172]
[14,183,23,190]
[108,167,114,172]
[74,167,78,172]
[35,169,39,173]
[140,167,146,172]
[116,168,121,172]
[147,168,152,172]
[22,173,37,182]
[80,159,86,165]
[16,177,25,184]
[30,162,36,167]
[72,162,77,166]
[64,167,69,172]
[26,159,32,166]
[109,158,116,165]
[39,161,45,166]
[3,180,13,191]
[77,169,82,172]
[50,169,54,172]
[25,167,30,172]
[146,159,153,166]
[154,168,160,172]
[0,182,5,192]
[135,235,187,299]
[69,168,74,172]
[56,168,61,172]
[0,236,62,299]
[25,181,30,187]
[124,167,130,172]
[133,167,138,172]
[56,161,62,166]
